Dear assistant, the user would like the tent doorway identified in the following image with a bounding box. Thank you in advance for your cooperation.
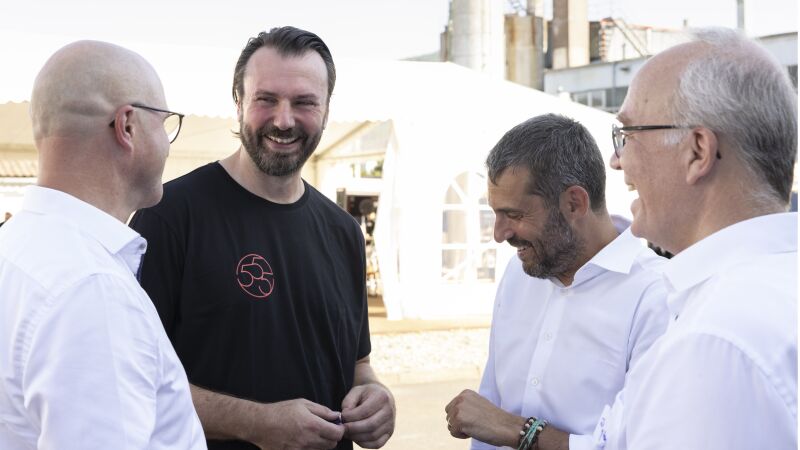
[338,191,384,313]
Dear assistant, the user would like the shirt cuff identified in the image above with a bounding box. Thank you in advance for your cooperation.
[569,433,597,450]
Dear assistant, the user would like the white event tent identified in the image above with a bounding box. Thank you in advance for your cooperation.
[316,60,631,319]
[0,59,633,319]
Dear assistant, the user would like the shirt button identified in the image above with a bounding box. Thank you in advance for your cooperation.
[531,377,540,386]
[544,332,553,341]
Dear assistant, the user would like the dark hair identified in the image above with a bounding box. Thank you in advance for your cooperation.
[486,114,607,211]
[232,26,336,106]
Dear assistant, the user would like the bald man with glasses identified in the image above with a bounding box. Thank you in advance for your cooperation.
[0,40,205,449]
[109,103,184,144]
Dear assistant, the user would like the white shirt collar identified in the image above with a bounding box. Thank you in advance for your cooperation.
[22,186,146,259]
[662,212,797,301]
[570,228,647,286]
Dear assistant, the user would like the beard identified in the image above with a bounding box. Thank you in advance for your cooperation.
[507,208,584,279]
[239,120,322,177]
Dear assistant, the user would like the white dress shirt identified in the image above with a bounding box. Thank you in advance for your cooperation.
[472,229,669,450]
[0,186,206,450]
[588,213,797,450]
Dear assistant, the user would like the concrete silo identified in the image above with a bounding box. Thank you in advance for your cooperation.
[444,0,506,78]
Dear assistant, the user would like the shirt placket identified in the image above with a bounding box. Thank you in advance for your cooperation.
[521,285,568,416]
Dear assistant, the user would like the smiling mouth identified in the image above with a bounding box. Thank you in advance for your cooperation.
[627,183,637,192]
[266,135,300,145]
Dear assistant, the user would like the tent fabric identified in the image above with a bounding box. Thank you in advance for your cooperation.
[0,60,631,320]
[317,60,630,319]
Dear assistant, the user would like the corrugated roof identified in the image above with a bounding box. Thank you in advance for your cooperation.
[0,158,37,177]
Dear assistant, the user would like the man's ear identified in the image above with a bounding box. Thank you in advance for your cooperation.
[685,127,720,185]
[111,105,136,152]
[560,185,590,221]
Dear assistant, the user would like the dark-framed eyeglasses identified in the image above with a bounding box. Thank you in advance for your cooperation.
[108,103,185,144]
[612,124,721,160]
[612,124,684,158]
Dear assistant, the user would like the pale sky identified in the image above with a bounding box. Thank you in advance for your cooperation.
[0,0,796,115]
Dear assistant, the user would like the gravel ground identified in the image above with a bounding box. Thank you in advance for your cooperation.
[370,328,490,384]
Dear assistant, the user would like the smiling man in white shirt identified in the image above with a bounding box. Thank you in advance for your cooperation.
[586,27,798,450]
[445,114,669,450]
[0,41,205,449]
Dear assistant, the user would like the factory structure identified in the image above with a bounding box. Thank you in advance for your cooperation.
[424,0,797,112]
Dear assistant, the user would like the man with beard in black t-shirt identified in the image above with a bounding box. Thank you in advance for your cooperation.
[130,27,395,450]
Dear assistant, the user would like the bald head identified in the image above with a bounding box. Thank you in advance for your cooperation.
[641,29,797,204]
[30,40,165,142]
[30,41,172,221]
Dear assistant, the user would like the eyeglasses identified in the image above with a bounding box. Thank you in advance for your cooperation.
[611,124,682,158]
[612,124,722,160]
[108,103,185,143]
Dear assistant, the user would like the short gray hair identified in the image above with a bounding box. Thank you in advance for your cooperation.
[668,28,797,204]
[486,114,607,212]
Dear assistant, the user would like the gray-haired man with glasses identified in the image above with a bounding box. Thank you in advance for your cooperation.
[593,28,796,450]
[0,40,204,449]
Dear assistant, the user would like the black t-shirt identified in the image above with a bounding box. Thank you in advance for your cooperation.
[130,162,370,450]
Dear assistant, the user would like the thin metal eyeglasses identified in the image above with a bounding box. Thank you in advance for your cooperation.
[108,103,185,144]
[612,124,721,160]
[612,124,682,158]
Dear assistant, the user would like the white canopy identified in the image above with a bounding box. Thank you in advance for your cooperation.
[0,60,633,320]
[316,60,632,319]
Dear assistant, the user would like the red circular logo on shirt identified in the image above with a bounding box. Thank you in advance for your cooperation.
[236,253,275,298]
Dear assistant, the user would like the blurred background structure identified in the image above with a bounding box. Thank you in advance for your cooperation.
[1,0,797,320]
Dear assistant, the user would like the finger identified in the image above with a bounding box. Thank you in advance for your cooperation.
[344,412,389,439]
[445,398,455,415]
[356,432,392,449]
[341,389,387,423]
[341,386,364,411]
[350,431,391,447]
[445,389,472,415]
[450,430,469,439]
[448,421,469,439]
[343,398,394,432]
[316,419,347,442]
[345,406,393,443]
[306,401,340,422]
[301,419,343,450]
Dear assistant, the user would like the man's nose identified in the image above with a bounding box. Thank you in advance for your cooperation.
[609,151,622,170]
[493,218,514,243]
[273,101,295,130]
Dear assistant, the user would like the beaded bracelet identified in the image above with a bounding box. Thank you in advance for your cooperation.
[517,417,535,449]
[517,417,548,450]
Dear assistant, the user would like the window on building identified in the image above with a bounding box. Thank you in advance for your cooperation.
[572,90,606,109]
[441,171,497,283]
[573,92,589,106]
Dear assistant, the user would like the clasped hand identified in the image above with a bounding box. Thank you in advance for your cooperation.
[341,382,396,448]
[445,389,525,448]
